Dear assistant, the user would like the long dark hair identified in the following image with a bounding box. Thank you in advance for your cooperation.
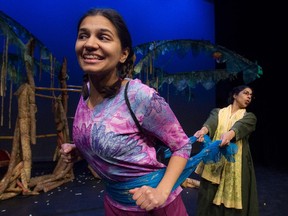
[78,8,136,99]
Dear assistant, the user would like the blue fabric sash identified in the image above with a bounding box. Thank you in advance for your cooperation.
[104,135,238,205]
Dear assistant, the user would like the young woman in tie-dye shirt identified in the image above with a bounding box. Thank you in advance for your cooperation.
[60,8,191,216]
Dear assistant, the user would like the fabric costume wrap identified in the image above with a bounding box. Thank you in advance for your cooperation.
[196,105,245,209]
[105,135,238,205]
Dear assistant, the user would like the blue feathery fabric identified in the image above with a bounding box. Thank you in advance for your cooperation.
[105,135,238,205]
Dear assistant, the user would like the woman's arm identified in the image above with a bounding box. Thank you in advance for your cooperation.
[219,112,257,146]
[129,155,187,211]
[194,108,220,142]
[231,112,257,141]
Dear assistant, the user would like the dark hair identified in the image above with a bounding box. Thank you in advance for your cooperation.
[227,85,252,104]
[78,8,135,99]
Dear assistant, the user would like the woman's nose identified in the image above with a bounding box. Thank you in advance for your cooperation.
[84,38,99,49]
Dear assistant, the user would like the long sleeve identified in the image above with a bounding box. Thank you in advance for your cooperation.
[202,108,220,138]
[231,112,257,142]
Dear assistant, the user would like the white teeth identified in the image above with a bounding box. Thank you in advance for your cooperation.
[83,54,102,60]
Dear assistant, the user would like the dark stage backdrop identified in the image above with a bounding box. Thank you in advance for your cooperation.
[214,1,286,168]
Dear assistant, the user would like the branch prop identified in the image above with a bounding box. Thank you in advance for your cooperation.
[0,10,62,84]
[133,39,263,92]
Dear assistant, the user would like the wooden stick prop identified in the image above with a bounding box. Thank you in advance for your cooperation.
[0,133,57,140]
[15,84,32,181]
[9,79,13,128]
[35,86,81,93]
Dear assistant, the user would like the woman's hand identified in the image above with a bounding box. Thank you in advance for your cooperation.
[60,143,79,163]
[194,126,208,142]
[220,130,235,147]
[129,186,168,211]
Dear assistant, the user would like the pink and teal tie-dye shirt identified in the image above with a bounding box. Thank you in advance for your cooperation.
[72,78,191,210]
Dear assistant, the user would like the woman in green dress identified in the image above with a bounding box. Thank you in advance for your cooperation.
[194,85,259,216]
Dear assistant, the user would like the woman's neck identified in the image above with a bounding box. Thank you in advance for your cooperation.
[87,93,104,108]
[230,103,240,115]
[87,73,122,107]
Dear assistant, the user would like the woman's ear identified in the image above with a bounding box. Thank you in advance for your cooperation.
[119,48,130,63]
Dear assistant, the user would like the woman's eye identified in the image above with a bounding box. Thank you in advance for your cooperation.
[243,91,253,96]
[78,33,89,40]
[99,35,109,41]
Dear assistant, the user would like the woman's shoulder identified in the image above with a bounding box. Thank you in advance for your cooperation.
[211,107,221,113]
[244,111,257,119]
[126,78,157,98]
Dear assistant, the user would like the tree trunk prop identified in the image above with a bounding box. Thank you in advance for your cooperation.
[0,44,75,200]
[28,57,75,194]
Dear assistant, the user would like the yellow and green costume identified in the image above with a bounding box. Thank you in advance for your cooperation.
[196,105,259,216]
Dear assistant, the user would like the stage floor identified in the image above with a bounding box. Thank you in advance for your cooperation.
[0,160,287,216]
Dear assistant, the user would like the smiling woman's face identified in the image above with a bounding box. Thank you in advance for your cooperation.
[75,15,128,77]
